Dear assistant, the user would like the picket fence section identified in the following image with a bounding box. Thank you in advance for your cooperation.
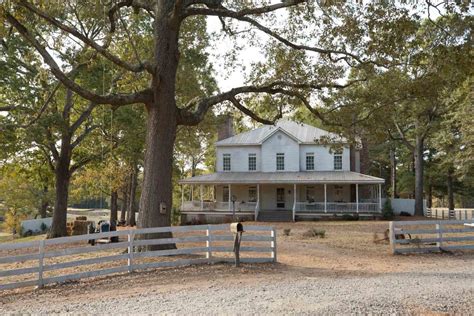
[389,219,474,254]
[0,224,276,291]
[425,208,474,220]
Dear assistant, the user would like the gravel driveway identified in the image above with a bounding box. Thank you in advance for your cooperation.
[1,264,472,314]
[1,221,473,314]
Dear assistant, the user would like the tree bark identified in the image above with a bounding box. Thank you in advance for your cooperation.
[127,166,138,226]
[110,190,118,222]
[49,140,72,238]
[120,185,128,224]
[390,147,397,199]
[447,168,454,211]
[413,135,424,216]
[427,183,432,209]
[39,185,49,218]
[137,2,179,250]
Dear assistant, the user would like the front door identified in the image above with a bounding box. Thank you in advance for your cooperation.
[276,188,285,209]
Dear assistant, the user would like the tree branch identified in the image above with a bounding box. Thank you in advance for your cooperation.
[71,124,99,149]
[184,2,364,63]
[19,0,153,74]
[5,12,153,106]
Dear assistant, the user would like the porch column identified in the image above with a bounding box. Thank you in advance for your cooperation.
[378,183,382,211]
[228,184,232,213]
[356,183,359,213]
[292,184,296,221]
[200,184,204,211]
[324,183,327,213]
[256,184,260,219]
[181,184,184,210]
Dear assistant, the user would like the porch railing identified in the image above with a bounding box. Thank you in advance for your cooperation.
[181,201,255,213]
[295,202,380,213]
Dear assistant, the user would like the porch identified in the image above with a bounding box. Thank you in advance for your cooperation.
[179,171,385,222]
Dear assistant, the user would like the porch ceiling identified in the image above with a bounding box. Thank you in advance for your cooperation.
[179,171,384,185]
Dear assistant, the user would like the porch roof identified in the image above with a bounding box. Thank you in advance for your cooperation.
[179,171,384,185]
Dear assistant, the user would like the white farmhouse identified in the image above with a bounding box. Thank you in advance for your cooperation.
[179,120,384,222]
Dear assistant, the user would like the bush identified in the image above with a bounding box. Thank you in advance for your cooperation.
[40,222,48,233]
[283,228,291,236]
[341,214,359,221]
[303,228,326,238]
[400,211,411,217]
[3,209,26,236]
[382,199,394,220]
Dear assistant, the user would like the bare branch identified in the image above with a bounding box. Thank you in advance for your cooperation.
[229,96,281,125]
[71,124,99,149]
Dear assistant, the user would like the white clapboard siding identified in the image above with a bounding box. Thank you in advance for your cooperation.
[0,224,276,291]
[389,219,474,254]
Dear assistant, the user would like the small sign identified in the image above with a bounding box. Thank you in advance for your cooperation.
[160,202,167,214]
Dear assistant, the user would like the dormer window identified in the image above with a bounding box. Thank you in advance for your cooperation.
[248,153,256,171]
[306,153,314,170]
[334,151,342,170]
[276,153,285,171]
[223,153,231,171]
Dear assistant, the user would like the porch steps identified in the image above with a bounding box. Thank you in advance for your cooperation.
[258,211,293,222]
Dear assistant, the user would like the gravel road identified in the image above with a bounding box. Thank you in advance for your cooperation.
[1,266,472,314]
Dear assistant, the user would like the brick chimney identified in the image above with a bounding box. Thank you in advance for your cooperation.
[217,114,234,141]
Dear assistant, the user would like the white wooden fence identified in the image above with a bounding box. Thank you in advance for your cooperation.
[389,220,474,254]
[426,208,474,220]
[0,224,276,291]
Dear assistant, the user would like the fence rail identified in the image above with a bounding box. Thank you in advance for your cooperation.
[425,208,474,220]
[389,219,474,254]
[0,224,276,291]
[295,202,380,213]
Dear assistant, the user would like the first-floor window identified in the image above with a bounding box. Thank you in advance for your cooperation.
[223,153,231,171]
[334,151,342,170]
[223,186,229,201]
[248,153,256,171]
[306,152,315,170]
[248,186,257,202]
[276,153,285,171]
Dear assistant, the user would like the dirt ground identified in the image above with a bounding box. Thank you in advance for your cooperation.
[0,220,473,314]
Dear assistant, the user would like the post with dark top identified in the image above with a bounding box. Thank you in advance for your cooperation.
[231,222,244,267]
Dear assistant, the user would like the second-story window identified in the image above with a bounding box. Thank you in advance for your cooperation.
[334,151,342,170]
[306,153,315,170]
[248,153,256,171]
[223,153,231,171]
[276,153,285,171]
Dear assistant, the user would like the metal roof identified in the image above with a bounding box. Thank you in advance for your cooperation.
[215,120,346,146]
[179,171,384,184]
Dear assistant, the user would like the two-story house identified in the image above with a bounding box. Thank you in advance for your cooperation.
[179,120,384,222]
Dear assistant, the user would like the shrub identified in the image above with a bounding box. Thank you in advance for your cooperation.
[341,214,359,221]
[283,228,291,236]
[382,199,394,220]
[303,228,326,238]
[3,209,27,236]
[40,222,48,233]
[400,211,411,217]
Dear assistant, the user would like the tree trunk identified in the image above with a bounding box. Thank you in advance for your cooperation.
[413,135,424,216]
[49,149,72,238]
[137,3,179,250]
[127,166,138,227]
[427,183,432,209]
[39,185,49,218]
[390,147,397,199]
[110,190,118,222]
[120,186,128,224]
[447,168,454,211]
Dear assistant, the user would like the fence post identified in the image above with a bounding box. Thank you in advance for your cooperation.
[206,225,212,262]
[435,209,438,219]
[271,228,277,262]
[465,210,468,220]
[37,240,45,288]
[442,210,444,220]
[127,231,135,273]
[436,223,442,250]
[389,221,396,254]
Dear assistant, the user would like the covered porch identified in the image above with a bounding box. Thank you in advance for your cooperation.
[179,171,384,222]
